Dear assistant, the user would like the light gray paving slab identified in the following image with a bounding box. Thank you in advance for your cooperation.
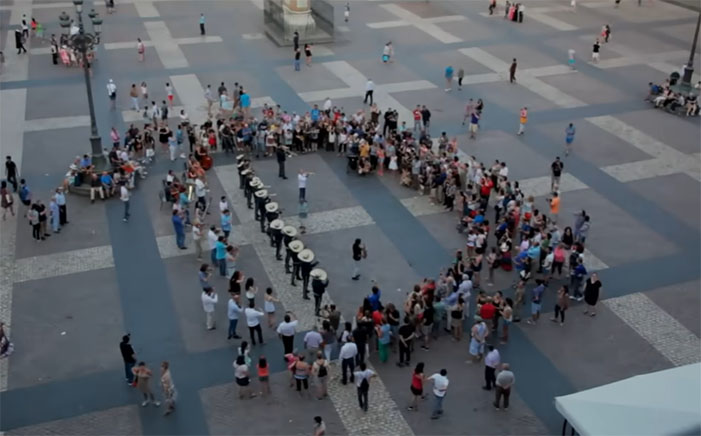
[13,246,115,283]
[367,3,464,44]
[604,293,701,367]
[143,21,189,69]
[7,405,142,435]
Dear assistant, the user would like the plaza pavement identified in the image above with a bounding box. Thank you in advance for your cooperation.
[0,0,700,434]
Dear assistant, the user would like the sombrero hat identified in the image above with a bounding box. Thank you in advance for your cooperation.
[288,240,304,253]
[237,161,248,169]
[236,154,245,161]
[282,226,297,237]
[249,180,262,189]
[298,248,315,263]
[310,268,327,281]
[241,169,252,175]
[250,176,261,185]
[270,219,284,230]
[265,202,279,213]
[254,189,268,198]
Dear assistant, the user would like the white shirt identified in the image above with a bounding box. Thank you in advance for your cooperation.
[192,225,202,241]
[304,330,323,349]
[244,308,264,327]
[207,230,218,250]
[428,373,449,397]
[458,279,473,297]
[353,369,374,388]
[277,320,299,336]
[201,291,218,313]
[297,173,308,189]
[219,200,228,212]
[338,342,358,360]
[120,186,129,202]
[166,84,173,96]
[485,349,501,369]
[366,80,374,91]
[106,82,116,96]
[227,299,242,320]
[499,166,509,177]
[323,98,332,111]
[195,179,206,198]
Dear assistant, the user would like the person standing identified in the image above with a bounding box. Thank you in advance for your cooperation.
[133,362,160,407]
[55,187,67,225]
[397,317,415,367]
[567,48,576,70]
[483,345,500,390]
[244,301,265,345]
[444,65,454,92]
[517,107,528,135]
[18,179,31,216]
[412,105,423,134]
[583,273,602,317]
[304,326,324,363]
[276,145,287,179]
[129,84,141,111]
[339,336,358,385]
[428,369,449,419]
[199,13,206,35]
[119,334,137,385]
[49,195,60,234]
[344,2,350,22]
[14,29,26,55]
[160,361,177,416]
[292,30,299,51]
[421,105,432,133]
[351,238,366,280]
[277,312,298,355]
[509,58,517,83]
[469,110,480,139]
[551,285,569,325]
[5,156,18,192]
[107,79,117,110]
[50,35,59,64]
[201,287,218,330]
[297,169,312,201]
[294,47,301,71]
[192,221,204,261]
[120,183,130,222]
[494,363,514,411]
[376,317,391,363]
[353,362,375,412]
[457,67,465,90]
[526,279,545,325]
[172,210,187,249]
[364,79,374,105]
[565,123,576,156]
[304,43,312,66]
[227,294,243,339]
[549,192,560,223]
[551,157,564,191]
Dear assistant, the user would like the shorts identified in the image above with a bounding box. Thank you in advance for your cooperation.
[259,376,269,382]
[382,54,389,62]
[168,94,174,102]
[566,137,574,144]
[451,318,462,328]
[531,302,542,315]
[469,123,478,133]
[236,377,250,387]
[411,386,423,396]
[568,58,575,65]
[109,92,116,100]
[592,52,600,60]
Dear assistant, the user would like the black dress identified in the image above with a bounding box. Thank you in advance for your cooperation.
[584,279,601,306]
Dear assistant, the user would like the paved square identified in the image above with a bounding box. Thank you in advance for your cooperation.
[0,0,699,434]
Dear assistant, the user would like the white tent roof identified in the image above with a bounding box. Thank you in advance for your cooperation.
[555,363,701,436]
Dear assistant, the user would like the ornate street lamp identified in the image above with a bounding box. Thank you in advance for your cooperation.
[681,13,700,86]
[58,0,105,167]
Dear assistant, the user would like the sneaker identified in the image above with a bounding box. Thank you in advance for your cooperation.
[493,402,500,410]
[142,401,149,407]
[525,320,534,325]
[407,406,414,411]
[576,297,584,302]
[569,295,576,300]
[154,401,161,407]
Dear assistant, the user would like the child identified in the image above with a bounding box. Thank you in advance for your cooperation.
[245,277,257,307]
[264,287,280,328]
[257,356,270,396]
[219,196,228,213]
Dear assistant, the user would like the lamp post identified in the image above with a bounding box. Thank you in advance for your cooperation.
[58,0,105,167]
[681,12,701,86]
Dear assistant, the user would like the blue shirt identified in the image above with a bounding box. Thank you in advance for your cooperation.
[100,174,112,185]
[80,157,91,168]
[240,93,250,108]
[471,113,479,124]
[368,290,382,311]
[19,186,30,202]
[178,192,189,207]
[311,108,320,122]
[172,214,184,234]
[199,15,205,24]
[221,213,232,231]
[532,284,545,303]
[215,241,227,260]
[445,66,454,78]
[566,126,576,140]
[378,324,391,345]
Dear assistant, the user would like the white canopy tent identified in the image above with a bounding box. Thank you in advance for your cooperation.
[555,363,701,436]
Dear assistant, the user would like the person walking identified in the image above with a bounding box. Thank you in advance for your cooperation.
[137,38,145,62]
[493,363,514,410]
[568,48,576,70]
[591,39,600,63]
[199,13,206,35]
[5,156,18,192]
[428,369,449,419]
[483,345,500,390]
[583,272,602,316]
[201,287,218,330]
[160,361,177,416]
[364,79,374,105]
[107,79,117,110]
[517,107,528,135]
[344,2,350,22]
[49,195,60,234]
[509,58,517,83]
[351,238,366,280]
[119,334,137,384]
[565,123,576,156]
[133,362,160,407]
[551,157,564,191]
[294,47,301,71]
[457,67,464,90]
[1,182,14,220]
[277,312,299,355]
[339,336,358,385]
[444,65,454,91]
[14,29,26,55]
[407,362,425,411]
[354,362,375,412]
[304,43,312,66]
[382,41,393,63]
[312,351,329,399]
[276,145,287,179]
[50,35,59,64]
[551,285,569,325]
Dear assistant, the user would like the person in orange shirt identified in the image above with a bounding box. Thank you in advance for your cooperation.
[549,192,561,224]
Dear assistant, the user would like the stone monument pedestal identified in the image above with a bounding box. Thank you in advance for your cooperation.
[264,0,334,46]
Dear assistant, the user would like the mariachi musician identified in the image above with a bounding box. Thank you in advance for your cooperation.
[310,268,329,315]
[264,201,280,236]
[243,172,257,209]
[270,219,285,260]
[298,249,318,301]
[253,188,271,223]
[288,240,304,287]
[236,155,248,189]
[282,226,298,271]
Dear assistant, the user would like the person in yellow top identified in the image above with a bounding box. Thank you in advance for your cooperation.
[549,192,561,223]
[359,141,370,158]
[517,107,528,135]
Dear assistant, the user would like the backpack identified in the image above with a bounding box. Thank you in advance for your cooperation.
[318,363,328,378]
[359,377,369,391]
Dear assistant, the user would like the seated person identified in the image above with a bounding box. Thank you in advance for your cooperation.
[357,157,371,175]
[669,93,685,112]
[108,147,122,167]
[645,82,661,101]
[165,169,179,185]
[100,171,115,196]
[686,93,698,116]
[654,89,671,107]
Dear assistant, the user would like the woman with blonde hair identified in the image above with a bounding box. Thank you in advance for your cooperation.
[160,361,177,416]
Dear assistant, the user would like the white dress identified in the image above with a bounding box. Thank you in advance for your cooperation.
[388,156,398,171]
[264,298,276,313]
